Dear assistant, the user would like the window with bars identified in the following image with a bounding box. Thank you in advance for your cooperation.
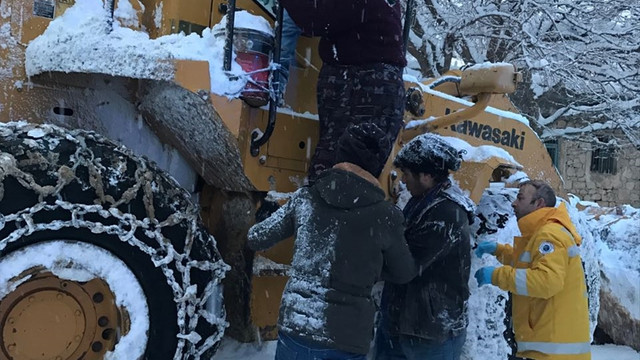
[590,139,617,175]
[544,139,559,166]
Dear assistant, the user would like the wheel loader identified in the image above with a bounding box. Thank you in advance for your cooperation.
[0,0,562,359]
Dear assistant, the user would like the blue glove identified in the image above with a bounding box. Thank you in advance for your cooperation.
[474,241,497,258]
[475,266,496,286]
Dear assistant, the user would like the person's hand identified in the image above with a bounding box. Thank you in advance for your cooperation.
[474,266,496,286]
[255,200,280,223]
[474,241,497,258]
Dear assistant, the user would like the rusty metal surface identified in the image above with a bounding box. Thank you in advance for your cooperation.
[1,272,122,360]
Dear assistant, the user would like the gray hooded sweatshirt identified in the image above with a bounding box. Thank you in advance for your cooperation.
[248,165,415,354]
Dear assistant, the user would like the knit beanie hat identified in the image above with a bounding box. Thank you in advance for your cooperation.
[393,133,463,176]
[335,123,392,177]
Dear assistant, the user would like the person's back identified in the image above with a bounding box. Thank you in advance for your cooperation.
[250,164,411,353]
[248,123,414,358]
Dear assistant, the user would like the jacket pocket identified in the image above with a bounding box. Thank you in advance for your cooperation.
[399,284,434,334]
[511,295,532,338]
[528,297,554,340]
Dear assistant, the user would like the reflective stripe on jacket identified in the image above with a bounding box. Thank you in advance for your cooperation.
[492,203,591,360]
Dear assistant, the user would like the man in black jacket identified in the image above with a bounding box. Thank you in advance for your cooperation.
[248,123,415,360]
[374,133,475,360]
[280,0,406,181]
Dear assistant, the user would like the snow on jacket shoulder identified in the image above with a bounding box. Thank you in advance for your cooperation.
[248,167,414,354]
[492,203,591,360]
[382,182,473,341]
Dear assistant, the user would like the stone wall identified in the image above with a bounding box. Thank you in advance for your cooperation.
[557,136,640,207]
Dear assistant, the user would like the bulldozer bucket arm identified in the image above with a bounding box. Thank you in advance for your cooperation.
[139,80,254,193]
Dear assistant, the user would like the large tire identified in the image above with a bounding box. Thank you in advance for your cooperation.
[0,123,228,359]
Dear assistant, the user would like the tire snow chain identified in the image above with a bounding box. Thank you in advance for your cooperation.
[0,123,230,359]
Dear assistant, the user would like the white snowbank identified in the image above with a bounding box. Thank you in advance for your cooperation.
[591,344,640,360]
[440,135,521,165]
[577,202,640,320]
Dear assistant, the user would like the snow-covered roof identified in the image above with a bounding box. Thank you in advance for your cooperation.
[542,120,640,139]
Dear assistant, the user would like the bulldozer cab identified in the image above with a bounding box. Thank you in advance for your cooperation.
[0,0,564,355]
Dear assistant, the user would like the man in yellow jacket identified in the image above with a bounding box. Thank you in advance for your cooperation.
[475,180,591,360]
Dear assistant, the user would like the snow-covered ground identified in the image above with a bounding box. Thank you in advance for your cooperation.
[212,338,640,360]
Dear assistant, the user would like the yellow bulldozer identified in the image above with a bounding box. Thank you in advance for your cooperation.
[0,0,562,359]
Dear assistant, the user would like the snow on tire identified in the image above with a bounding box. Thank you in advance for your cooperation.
[0,122,228,359]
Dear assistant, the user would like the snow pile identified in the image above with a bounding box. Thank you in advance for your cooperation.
[464,187,519,359]
[576,201,640,321]
[592,344,640,360]
[25,0,274,97]
[441,135,520,166]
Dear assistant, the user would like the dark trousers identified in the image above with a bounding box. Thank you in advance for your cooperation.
[309,63,405,180]
[373,328,467,360]
[275,332,366,360]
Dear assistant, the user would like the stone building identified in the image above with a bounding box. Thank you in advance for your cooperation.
[542,122,640,207]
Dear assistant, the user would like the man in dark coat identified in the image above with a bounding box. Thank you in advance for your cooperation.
[374,133,475,360]
[248,123,415,360]
[280,0,407,181]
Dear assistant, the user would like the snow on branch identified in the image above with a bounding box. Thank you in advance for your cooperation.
[403,0,639,144]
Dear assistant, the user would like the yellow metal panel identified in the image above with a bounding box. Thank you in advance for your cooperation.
[10,0,75,45]
[266,113,317,162]
[282,36,321,115]
[250,275,287,340]
[139,0,161,37]
[172,0,211,34]
[173,59,211,93]
[210,94,245,137]
[453,160,499,203]
[238,108,318,192]
[12,0,51,44]
[258,237,293,265]
[264,156,306,173]
[244,163,307,193]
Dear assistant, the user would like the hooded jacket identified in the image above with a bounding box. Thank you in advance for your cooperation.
[381,181,475,341]
[248,164,415,354]
[492,203,591,360]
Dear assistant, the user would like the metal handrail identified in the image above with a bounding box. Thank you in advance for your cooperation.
[250,1,284,156]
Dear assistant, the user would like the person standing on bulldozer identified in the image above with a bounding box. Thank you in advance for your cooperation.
[280,0,407,182]
[248,123,415,360]
[374,133,475,360]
